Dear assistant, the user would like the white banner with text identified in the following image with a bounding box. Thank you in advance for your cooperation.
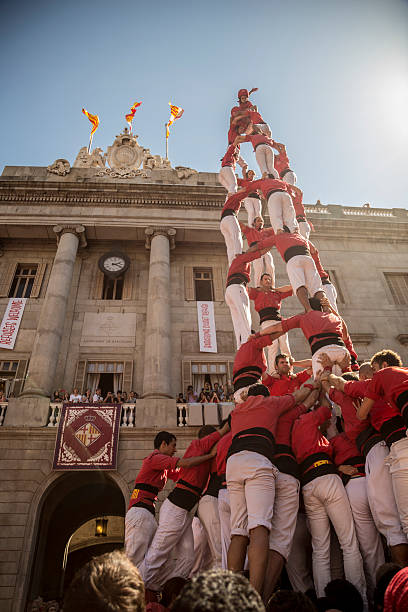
[197,301,217,353]
[0,297,27,350]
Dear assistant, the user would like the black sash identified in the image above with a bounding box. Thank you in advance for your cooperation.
[307,332,345,356]
[259,307,281,324]
[227,273,247,288]
[283,245,310,263]
[221,208,236,220]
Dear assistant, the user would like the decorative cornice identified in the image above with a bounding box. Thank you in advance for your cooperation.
[53,224,87,248]
[350,333,376,345]
[145,227,176,250]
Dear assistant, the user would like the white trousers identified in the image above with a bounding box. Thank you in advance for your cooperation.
[345,476,385,603]
[286,254,322,298]
[312,344,348,378]
[268,191,298,233]
[218,166,237,194]
[197,494,222,568]
[252,251,275,288]
[190,516,212,576]
[139,498,195,590]
[125,507,157,568]
[261,320,291,372]
[299,220,311,241]
[218,488,231,569]
[324,282,338,312]
[255,144,278,177]
[269,473,300,560]
[302,473,366,598]
[227,451,277,536]
[243,197,262,227]
[281,170,297,185]
[365,441,408,546]
[225,284,251,349]
[386,436,408,535]
[220,215,243,266]
[286,512,314,593]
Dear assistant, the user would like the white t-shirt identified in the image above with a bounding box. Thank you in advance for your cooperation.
[93,394,102,402]
[69,393,82,403]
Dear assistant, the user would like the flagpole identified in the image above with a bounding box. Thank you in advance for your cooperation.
[165,122,169,159]
[87,133,93,155]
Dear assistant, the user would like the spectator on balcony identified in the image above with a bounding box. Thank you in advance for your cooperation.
[53,390,62,403]
[104,391,115,403]
[69,388,82,403]
[93,388,103,403]
[81,389,92,403]
[214,383,225,402]
[63,392,70,402]
[186,385,198,403]
[177,393,186,404]
[116,390,124,403]
[127,391,138,403]
[122,391,128,402]
[198,390,209,403]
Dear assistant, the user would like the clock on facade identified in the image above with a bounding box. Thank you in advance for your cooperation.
[98,252,130,278]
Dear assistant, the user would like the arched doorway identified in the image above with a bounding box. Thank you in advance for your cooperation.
[27,471,126,607]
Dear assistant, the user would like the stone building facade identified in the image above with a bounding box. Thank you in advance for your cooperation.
[0,130,407,610]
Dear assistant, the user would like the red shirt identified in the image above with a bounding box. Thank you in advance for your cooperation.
[221,143,239,168]
[330,432,363,468]
[251,177,288,199]
[233,335,272,388]
[292,405,333,463]
[231,394,295,438]
[309,242,329,280]
[248,287,292,313]
[242,133,274,152]
[365,367,408,411]
[282,310,346,353]
[242,225,275,246]
[226,249,265,285]
[128,450,179,511]
[287,185,305,218]
[173,430,221,495]
[343,379,400,432]
[273,147,290,175]
[329,388,368,443]
[275,403,308,447]
[231,101,253,116]
[249,110,265,124]
[264,370,310,397]
[237,177,255,190]
[221,190,249,216]
[274,231,309,261]
[216,431,232,478]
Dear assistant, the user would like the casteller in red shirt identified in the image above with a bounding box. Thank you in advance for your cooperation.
[264,369,310,397]
[128,450,180,514]
[365,367,408,422]
[232,335,273,392]
[216,430,232,488]
[248,285,291,324]
[272,142,290,176]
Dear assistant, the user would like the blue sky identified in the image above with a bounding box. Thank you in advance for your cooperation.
[0,0,407,208]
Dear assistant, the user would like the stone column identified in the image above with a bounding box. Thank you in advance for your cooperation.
[136,227,177,427]
[5,225,86,426]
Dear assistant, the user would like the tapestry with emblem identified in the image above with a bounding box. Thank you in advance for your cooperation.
[53,403,121,470]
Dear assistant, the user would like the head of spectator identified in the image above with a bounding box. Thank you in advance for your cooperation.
[383,566,408,612]
[170,568,265,611]
[122,391,128,401]
[161,577,187,608]
[154,431,177,456]
[247,383,270,397]
[116,390,123,402]
[198,390,208,403]
[267,590,317,612]
[105,391,114,402]
[52,390,60,402]
[323,579,363,612]
[63,550,145,612]
[274,354,291,377]
[63,392,69,401]
[177,393,185,403]
[371,350,402,372]
[186,385,198,402]
[374,563,402,611]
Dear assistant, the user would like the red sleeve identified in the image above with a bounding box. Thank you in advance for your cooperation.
[281,314,302,333]
[168,468,181,482]
[242,225,250,238]
[198,430,222,454]
[150,453,179,471]
[295,370,310,385]
[329,388,343,404]
[313,405,332,426]
[257,235,275,250]
[248,287,258,300]
[255,335,274,349]
[343,379,368,399]
[365,374,383,402]
[266,394,296,414]
[279,289,293,299]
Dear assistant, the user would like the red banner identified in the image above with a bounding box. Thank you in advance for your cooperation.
[53,403,121,470]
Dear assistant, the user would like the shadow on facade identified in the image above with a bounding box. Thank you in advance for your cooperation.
[27,471,125,606]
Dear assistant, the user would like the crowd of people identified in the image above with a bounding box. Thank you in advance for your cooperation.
[50,388,140,404]
[177,382,235,404]
[119,87,408,611]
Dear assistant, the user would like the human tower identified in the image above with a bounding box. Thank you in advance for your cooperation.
[124,88,408,608]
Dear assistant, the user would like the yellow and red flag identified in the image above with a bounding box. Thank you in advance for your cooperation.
[125,101,142,132]
[82,108,99,135]
[166,102,184,137]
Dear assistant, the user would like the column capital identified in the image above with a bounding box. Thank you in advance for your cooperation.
[53,224,87,248]
[145,227,176,250]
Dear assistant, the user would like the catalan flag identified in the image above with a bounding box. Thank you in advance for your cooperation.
[125,101,142,132]
[82,108,99,135]
[166,102,184,138]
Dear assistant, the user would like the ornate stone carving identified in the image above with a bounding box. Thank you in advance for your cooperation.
[175,165,198,180]
[53,224,87,248]
[145,227,176,250]
[73,147,106,169]
[95,167,151,179]
[142,149,172,170]
[47,159,70,176]
[106,128,144,170]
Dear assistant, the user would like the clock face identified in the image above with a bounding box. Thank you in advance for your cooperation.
[104,256,125,272]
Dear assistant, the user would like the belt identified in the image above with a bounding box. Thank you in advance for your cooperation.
[296,215,306,222]
[322,278,331,285]
[379,416,407,448]
[283,245,310,263]
[300,452,336,486]
[133,482,159,495]
[396,390,408,426]
[280,167,291,178]
[266,188,286,200]
[308,332,345,356]
[254,142,270,151]
[227,273,248,287]
[247,192,260,199]
[259,306,281,324]
[221,208,237,220]
[304,459,330,472]
[249,241,258,247]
